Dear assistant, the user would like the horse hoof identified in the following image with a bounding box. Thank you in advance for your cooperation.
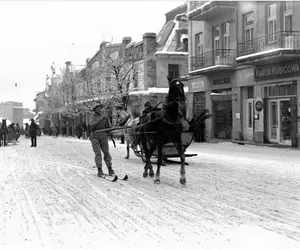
[154,179,160,184]
[125,156,129,159]
[143,172,148,178]
[149,171,154,178]
[180,178,186,185]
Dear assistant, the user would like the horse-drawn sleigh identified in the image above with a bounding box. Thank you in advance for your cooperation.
[118,110,211,164]
[103,76,212,185]
[0,119,20,146]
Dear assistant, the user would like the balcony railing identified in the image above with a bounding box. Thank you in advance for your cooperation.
[190,49,236,71]
[237,31,300,57]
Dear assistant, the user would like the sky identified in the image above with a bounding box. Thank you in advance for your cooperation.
[0,0,185,110]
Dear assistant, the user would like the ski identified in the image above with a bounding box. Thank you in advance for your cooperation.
[97,173,128,182]
[98,174,118,182]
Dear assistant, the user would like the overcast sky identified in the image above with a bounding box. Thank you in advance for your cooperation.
[0,0,184,110]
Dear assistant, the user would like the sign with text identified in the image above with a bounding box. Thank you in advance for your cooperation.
[192,80,205,92]
[254,60,300,81]
[212,77,231,85]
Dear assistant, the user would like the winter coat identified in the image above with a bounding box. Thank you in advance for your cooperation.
[29,122,39,136]
[89,112,111,140]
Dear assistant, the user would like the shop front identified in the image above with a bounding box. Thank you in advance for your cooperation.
[210,75,233,140]
[264,82,296,146]
[254,59,300,147]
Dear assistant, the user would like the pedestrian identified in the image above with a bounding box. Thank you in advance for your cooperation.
[82,123,87,139]
[116,106,128,144]
[29,119,38,147]
[90,103,115,177]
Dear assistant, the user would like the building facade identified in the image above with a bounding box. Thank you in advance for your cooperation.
[128,2,189,118]
[0,101,24,125]
[187,0,300,147]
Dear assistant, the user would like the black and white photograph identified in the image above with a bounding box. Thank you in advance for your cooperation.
[0,0,300,249]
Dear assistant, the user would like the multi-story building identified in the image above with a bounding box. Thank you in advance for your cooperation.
[0,101,24,125]
[128,2,189,117]
[187,1,300,147]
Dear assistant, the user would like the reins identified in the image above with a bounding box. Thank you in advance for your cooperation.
[94,116,162,133]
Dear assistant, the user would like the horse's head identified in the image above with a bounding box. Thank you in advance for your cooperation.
[1,119,7,127]
[167,76,186,102]
[162,77,187,123]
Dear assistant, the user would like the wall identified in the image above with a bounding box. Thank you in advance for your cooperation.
[156,56,188,88]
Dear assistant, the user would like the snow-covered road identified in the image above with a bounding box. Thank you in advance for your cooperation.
[0,136,299,250]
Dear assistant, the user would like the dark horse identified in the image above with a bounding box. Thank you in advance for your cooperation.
[139,76,188,185]
[0,119,8,147]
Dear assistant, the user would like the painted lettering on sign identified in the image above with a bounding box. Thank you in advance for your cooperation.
[212,77,231,85]
[254,60,300,81]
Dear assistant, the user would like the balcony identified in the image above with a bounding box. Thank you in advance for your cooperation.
[237,31,300,65]
[187,1,237,21]
[190,49,236,75]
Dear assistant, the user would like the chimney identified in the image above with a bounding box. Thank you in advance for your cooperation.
[143,33,157,57]
[122,37,132,58]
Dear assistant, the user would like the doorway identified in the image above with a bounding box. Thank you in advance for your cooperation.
[246,99,254,140]
[268,99,291,145]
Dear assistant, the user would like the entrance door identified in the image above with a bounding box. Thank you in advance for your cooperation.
[268,99,291,144]
[279,100,291,145]
[246,99,254,140]
[269,100,279,143]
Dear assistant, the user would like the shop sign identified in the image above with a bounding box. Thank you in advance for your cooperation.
[212,77,231,85]
[211,94,232,101]
[254,60,300,81]
[255,100,263,112]
[192,80,205,92]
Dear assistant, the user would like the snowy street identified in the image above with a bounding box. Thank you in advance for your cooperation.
[0,135,300,250]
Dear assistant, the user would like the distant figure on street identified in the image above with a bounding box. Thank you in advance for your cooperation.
[29,119,38,147]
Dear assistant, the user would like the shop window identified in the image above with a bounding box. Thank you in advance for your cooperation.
[247,86,254,99]
[264,81,297,97]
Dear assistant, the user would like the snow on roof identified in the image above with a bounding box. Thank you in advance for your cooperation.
[154,51,188,56]
[186,1,212,18]
[236,48,295,61]
[190,65,233,74]
[129,86,189,96]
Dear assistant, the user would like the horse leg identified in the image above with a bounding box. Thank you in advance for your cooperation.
[175,142,186,185]
[125,139,130,159]
[154,139,163,184]
[148,143,158,178]
[141,138,151,177]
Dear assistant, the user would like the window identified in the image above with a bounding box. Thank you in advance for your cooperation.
[195,33,203,55]
[213,26,220,51]
[168,64,179,79]
[213,26,220,59]
[244,12,254,52]
[284,1,292,32]
[223,22,230,50]
[244,12,254,50]
[283,1,293,12]
[92,61,99,69]
[247,86,254,99]
[267,3,277,42]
